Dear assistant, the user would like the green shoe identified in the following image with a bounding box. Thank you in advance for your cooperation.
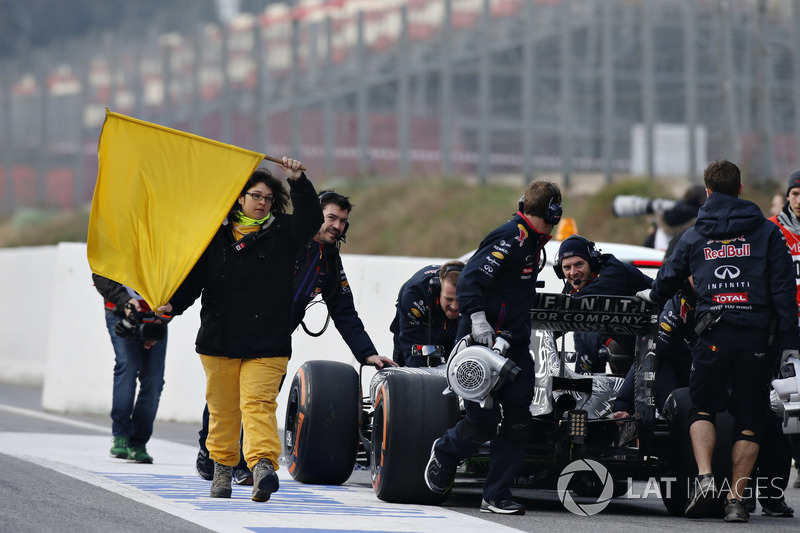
[110,436,130,459]
[127,443,153,464]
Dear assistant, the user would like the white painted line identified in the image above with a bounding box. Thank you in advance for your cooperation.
[0,403,110,433]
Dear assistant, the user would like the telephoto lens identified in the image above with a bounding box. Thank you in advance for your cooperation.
[612,195,676,217]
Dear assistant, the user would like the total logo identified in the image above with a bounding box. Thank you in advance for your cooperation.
[712,292,748,303]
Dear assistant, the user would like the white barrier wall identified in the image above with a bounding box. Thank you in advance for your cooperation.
[0,246,57,385]
[5,242,444,426]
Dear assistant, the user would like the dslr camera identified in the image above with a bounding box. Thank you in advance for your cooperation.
[114,303,170,342]
[612,195,677,218]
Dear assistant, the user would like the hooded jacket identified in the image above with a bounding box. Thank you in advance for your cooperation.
[650,192,799,351]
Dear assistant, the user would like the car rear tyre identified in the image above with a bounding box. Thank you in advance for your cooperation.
[370,370,460,504]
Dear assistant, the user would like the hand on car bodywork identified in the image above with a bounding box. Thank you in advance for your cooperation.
[365,354,398,369]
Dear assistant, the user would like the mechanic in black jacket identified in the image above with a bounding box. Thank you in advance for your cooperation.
[195,189,396,485]
[425,180,562,515]
[554,235,653,374]
[292,190,395,369]
[159,158,322,503]
[638,159,800,522]
[390,261,464,367]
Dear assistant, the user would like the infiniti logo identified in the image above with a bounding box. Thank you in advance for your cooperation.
[714,265,740,279]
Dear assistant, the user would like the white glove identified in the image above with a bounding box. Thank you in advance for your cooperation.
[781,349,799,367]
[635,289,653,304]
[470,311,494,347]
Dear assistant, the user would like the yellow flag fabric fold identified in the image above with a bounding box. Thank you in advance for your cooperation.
[87,109,265,309]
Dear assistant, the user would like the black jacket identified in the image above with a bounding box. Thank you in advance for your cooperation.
[93,274,138,311]
[168,175,323,358]
[292,241,378,363]
[650,192,799,351]
[456,212,551,350]
[389,264,460,367]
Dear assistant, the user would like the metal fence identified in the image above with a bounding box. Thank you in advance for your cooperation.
[2,0,800,217]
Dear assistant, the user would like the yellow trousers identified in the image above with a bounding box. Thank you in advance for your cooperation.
[199,354,289,471]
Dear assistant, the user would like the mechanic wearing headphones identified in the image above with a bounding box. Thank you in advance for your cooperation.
[390,261,465,367]
[195,189,396,485]
[425,180,561,515]
[554,235,653,374]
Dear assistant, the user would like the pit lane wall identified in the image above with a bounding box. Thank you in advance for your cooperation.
[0,242,446,424]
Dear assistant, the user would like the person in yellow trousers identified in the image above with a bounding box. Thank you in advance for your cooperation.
[159,157,322,501]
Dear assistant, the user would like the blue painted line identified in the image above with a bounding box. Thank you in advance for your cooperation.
[101,473,447,520]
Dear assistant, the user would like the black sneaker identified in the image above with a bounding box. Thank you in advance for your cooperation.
[251,459,279,502]
[724,498,749,522]
[480,498,525,515]
[761,498,794,517]
[423,438,456,495]
[685,473,716,519]
[196,448,213,481]
[233,466,254,486]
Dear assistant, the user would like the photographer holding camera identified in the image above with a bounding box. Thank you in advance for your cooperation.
[93,274,169,464]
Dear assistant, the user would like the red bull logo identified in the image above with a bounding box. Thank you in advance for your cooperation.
[703,244,750,260]
[515,224,528,246]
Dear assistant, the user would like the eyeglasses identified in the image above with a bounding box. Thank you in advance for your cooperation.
[245,192,274,203]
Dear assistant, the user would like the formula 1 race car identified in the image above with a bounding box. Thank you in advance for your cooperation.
[282,292,732,514]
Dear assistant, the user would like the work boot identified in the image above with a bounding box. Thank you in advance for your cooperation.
[210,462,232,498]
[251,459,279,502]
[109,436,130,459]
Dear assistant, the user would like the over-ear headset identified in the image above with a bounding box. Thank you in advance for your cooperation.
[438,262,464,281]
[518,183,562,225]
[318,191,349,242]
[553,235,601,279]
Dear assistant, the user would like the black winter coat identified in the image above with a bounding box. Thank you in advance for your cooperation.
[169,175,323,358]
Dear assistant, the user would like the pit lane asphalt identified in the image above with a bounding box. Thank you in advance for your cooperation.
[1,383,798,533]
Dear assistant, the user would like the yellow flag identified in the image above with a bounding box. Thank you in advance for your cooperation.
[87,109,265,309]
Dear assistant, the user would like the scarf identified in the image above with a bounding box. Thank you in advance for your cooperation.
[231,211,271,241]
